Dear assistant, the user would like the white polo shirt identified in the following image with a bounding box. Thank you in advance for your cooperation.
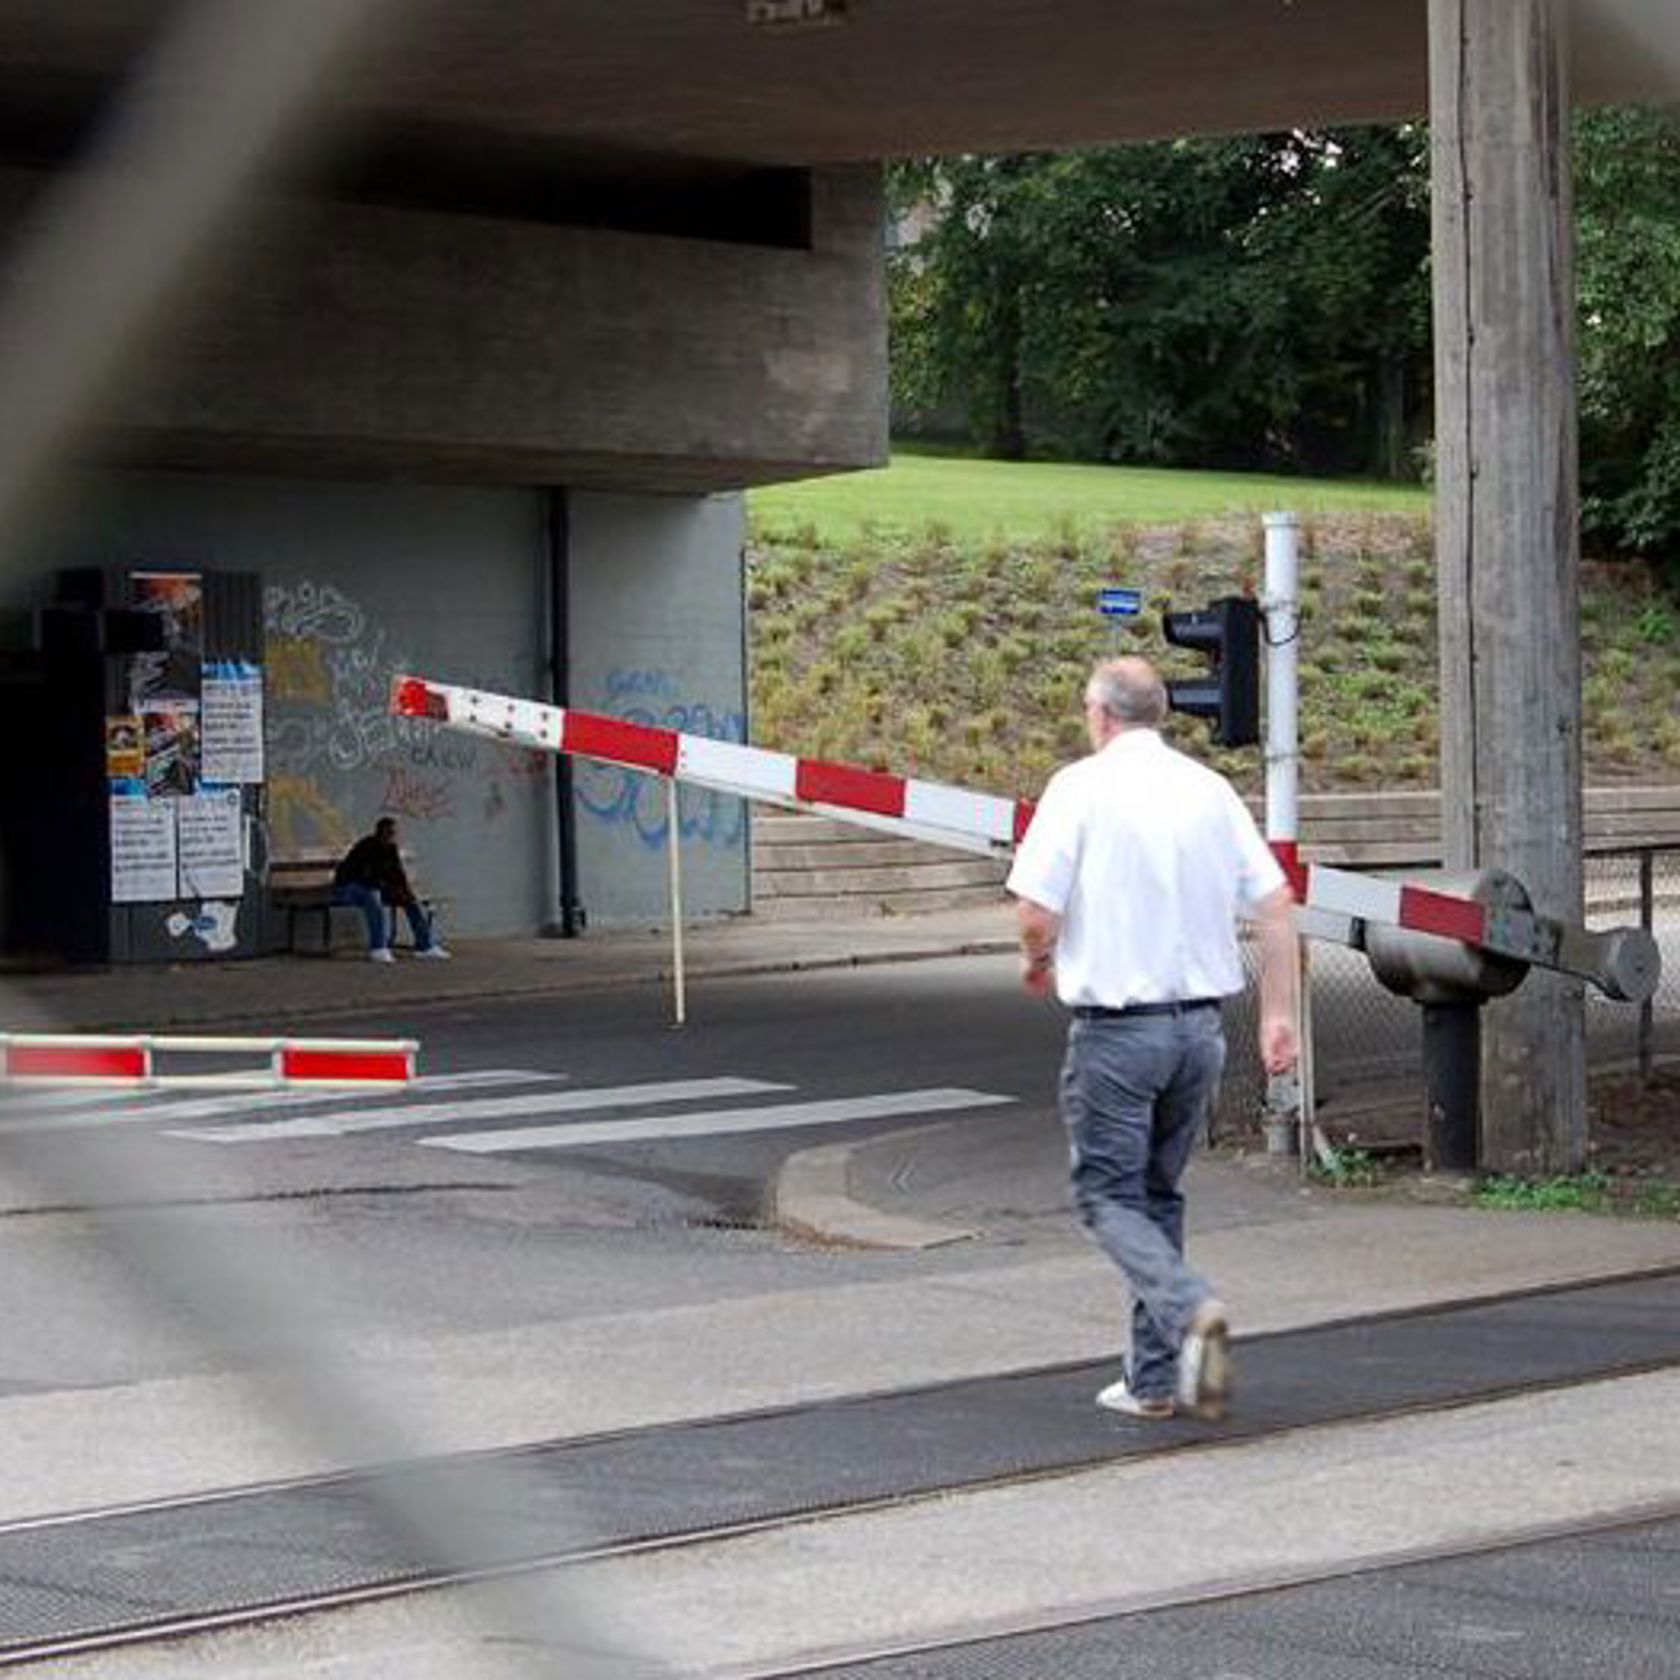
[1006,729,1285,1009]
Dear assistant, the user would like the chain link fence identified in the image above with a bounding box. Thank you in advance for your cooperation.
[1218,843,1680,1145]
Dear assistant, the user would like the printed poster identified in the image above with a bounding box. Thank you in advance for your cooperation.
[176,788,244,899]
[142,703,200,798]
[201,661,264,784]
[105,715,143,780]
[128,570,203,706]
[109,796,178,903]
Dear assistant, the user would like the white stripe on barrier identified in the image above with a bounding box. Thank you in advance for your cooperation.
[677,735,798,803]
[1300,866,1403,926]
[903,780,1016,847]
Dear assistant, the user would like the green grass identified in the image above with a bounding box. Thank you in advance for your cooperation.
[1474,1173,1613,1212]
[744,458,1680,802]
[750,450,1432,546]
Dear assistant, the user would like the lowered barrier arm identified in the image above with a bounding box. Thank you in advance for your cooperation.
[391,672,1661,1166]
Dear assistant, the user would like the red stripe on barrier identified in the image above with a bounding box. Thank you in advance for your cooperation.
[1398,884,1486,945]
[1012,800,1037,845]
[795,759,907,818]
[279,1048,412,1084]
[563,712,680,775]
[4,1045,147,1081]
[391,675,448,721]
[1270,839,1308,904]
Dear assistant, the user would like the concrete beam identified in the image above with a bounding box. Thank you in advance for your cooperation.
[0,165,886,493]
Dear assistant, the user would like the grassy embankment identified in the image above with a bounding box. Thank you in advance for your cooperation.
[746,451,1680,802]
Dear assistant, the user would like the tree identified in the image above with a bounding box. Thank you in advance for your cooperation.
[888,129,1434,479]
[1575,106,1680,574]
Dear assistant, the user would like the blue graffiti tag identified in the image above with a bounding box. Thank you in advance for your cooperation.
[574,698,748,851]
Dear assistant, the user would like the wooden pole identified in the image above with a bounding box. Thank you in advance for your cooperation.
[667,777,687,1027]
[1429,0,1586,1173]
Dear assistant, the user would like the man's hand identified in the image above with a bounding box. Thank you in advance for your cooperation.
[1260,1012,1299,1075]
[1014,898,1061,1000]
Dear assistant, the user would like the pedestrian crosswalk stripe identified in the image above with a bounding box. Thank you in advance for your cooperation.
[0,1068,564,1135]
[171,1077,795,1143]
[419,1087,1015,1155]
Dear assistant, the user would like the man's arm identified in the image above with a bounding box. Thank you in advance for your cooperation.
[1014,897,1061,998]
[1253,883,1299,1074]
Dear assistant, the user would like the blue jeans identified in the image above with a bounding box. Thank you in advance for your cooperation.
[1059,1007,1227,1402]
[331,883,436,952]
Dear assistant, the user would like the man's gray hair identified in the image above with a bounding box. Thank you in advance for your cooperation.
[1087,658,1168,727]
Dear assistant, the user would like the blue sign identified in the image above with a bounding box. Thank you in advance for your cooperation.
[1098,587,1143,618]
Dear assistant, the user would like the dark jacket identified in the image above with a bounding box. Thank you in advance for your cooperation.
[333,833,415,905]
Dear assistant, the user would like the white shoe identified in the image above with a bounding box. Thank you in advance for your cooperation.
[1095,1376,1174,1420]
[369,947,395,964]
[415,945,451,960]
[1176,1299,1233,1421]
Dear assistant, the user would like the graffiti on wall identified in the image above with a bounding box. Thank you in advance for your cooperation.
[575,667,748,851]
[264,579,550,854]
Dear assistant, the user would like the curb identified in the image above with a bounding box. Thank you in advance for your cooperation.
[770,1135,978,1251]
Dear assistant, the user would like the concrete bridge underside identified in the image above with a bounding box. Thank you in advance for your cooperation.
[0,0,1676,1168]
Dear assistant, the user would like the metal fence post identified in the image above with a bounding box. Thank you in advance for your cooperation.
[1640,848,1655,1085]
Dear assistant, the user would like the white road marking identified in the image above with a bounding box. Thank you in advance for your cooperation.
[0,1068,562,1134]
[419,1087,1015,1154]
[172,1077,795,1142]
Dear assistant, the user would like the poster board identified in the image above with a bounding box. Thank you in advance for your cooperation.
[176,788,245,899]
[110,797,178,903]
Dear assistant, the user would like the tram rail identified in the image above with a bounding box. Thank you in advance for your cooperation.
[3,1267,1680,1668]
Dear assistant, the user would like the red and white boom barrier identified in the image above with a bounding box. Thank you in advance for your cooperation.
[0,1034,418,1089]
[391,674,1661,1005]
[392,675,1031,859]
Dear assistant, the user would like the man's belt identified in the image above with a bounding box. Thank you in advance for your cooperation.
[1072,999,1219,1020]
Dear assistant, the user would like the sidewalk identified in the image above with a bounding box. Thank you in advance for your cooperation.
[0,902,1018,1035]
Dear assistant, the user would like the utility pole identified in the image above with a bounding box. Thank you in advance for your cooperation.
[1429,0,1586,1172]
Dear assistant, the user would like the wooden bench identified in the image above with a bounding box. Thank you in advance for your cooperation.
[268,854,449,956]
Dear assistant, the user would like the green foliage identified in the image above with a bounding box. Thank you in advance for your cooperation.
[746,461,1680,799]
[1473,1173,1612,1213]
[889,128,1433,480]
[1309,1147,1382,1188]
[1575,107,1680,575]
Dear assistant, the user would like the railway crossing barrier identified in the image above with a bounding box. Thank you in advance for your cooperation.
[0,1033,419,1089]
[390,672,1662,1163]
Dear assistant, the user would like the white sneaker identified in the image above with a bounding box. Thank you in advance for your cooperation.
[1176,1299,1233,1421]
[369,947,395,964]
[1095,1376,1174,1420]
[415,945,452,960]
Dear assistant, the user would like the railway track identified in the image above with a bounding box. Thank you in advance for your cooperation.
[4,1268,1680,1670]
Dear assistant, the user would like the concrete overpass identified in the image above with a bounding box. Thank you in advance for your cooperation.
[0,0,1675,1167]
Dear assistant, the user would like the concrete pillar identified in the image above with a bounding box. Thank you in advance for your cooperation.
[1429,0,1586,1173]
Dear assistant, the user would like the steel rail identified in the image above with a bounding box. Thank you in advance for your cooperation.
[0,1266,1677,1668]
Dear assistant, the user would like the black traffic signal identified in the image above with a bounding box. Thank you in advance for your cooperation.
[1162,595,1260,748]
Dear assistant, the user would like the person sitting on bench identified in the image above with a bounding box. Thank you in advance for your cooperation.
[332,816,450,963]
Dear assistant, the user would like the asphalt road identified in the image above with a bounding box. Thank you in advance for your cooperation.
[0,952,1072,1392]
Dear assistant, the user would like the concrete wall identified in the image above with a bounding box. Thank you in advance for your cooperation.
[0,164,887,495]
[17,470,553,937]
[567,491,749,927]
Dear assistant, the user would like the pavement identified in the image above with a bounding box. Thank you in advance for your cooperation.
[8,905,1680,1677]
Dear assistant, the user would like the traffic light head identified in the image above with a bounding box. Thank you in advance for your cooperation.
[1162,595,1260,748]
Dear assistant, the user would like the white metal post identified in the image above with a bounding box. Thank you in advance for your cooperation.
[667,777,687,1027]
[1261,511,1313,1159]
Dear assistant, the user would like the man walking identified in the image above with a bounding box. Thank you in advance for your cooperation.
[332,816,450,963]
[1007,657,1297,1421]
